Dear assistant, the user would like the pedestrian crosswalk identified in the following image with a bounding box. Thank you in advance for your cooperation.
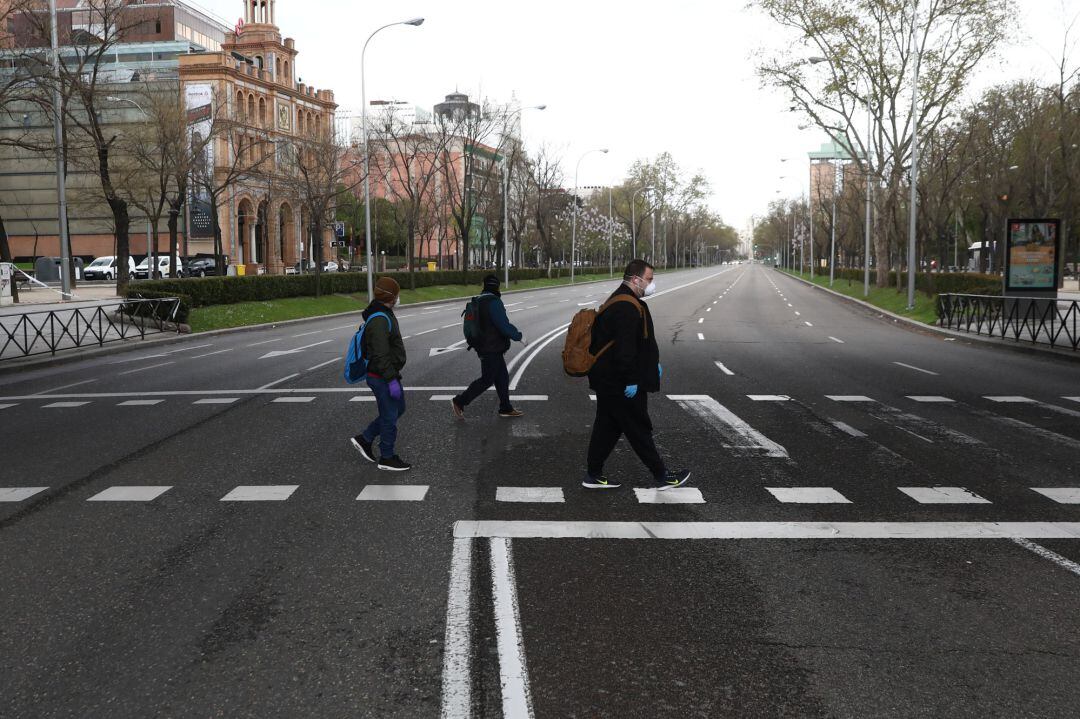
[2,484,1078,506]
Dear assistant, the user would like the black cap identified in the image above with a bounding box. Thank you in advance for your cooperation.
[483,274,500,292]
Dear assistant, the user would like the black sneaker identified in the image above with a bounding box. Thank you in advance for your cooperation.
[498,408,524,418]
[350,435,376,463]
[377,455,412,472]
[582,474,622,490]
[654,469,690,491]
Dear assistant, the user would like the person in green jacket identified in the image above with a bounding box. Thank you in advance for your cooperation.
[351,277,410,471]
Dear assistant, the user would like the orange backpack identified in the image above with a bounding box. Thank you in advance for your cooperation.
[561,294,647,377]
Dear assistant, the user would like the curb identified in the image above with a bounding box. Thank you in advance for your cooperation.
[0,275,622,375]
[775,270,1079,362]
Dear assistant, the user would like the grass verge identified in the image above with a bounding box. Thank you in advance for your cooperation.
[782,269,939,325]
[187,272,621,332]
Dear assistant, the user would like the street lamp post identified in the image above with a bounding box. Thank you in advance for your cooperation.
[500,104,545,286]
[630,185,654,258]
[608,187,614,277]
[361,17,424,302]
[571,147,608,283]
[906,1,921,309]
[48,0,72,300]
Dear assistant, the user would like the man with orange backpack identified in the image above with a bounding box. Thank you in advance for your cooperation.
[579,259,690,490]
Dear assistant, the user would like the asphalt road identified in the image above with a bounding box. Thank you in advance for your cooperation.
[2,264,1079,718]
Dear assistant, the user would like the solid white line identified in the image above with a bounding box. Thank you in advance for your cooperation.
[893,361,939,376]
[0,387,470,400]
[257,373,299,390]
[509,326,569,390]
[713,361,734,376]
[118,361,174,376]
[32,378,98,395]
[442,323,458,329]
[697,333,705,340]
[455,521,1080,540]
[1011,537,1080,577]
[830,420,867,438]
[491,538,534,719]
[440,537,473,719]
[415,328,438,336]
[828,336,844,344]
[190,348,233,359]
[305,358,339,372]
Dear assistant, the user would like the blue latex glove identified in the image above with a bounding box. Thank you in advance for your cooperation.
[658,363,663,378]
[624,384,638,399]
[388,378,403,400]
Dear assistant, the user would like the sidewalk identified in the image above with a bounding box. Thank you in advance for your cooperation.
[1,282,120,313]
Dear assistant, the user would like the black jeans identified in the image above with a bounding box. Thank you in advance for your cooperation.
[587,391,666,480]
[455,352,512,412]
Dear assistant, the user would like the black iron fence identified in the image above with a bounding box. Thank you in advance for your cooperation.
[937,294,1080,351]
[0,297,182,361]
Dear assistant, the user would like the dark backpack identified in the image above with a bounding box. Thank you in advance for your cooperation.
[343,312,390,384]
[461,294,493,350]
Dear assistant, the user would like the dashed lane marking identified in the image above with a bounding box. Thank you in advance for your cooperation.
[697,333,705,340]
[357,485,429,501]
[804,321,813,327]
[415,328,438,336]
[221,485,299,501]
[193,398,238,404]
[246,337,284,347]
[118,361,174,376]
[829,420,867,437]
[984,396,1034,403]
[713,362,734,376]
[899,487,991,504]
[305,358,339,372]
[907,396,954,403]
[118,399,164,406]
[766,487,851,504]
[349,396,377,402]
[190,348,233,359]
[87,486,172,502]
[0,487,47,502]
[272,396,315,403]
[496,487,565,503]
[828,336,844,344]
[43,401,90,408]
[291,330,323,338]
[893,361,939,376]
[1066,397,1080,404]
[827,395,874,402]
[698,318,704,324]
[1030,488,1080,504]
[633,488,705,504]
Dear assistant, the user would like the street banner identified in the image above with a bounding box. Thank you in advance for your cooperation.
[1005,219,1060,292]
[185,83,215,240]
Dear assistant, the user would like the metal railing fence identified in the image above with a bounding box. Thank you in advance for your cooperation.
[937,294,1079,351]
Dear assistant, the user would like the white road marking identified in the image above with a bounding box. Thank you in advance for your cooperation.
[490,538,534,719]
[291,330,323,338]
[804,321,813,327]
[508,309,525,313]
[505,302,523,307]
[305,358,339,372]
[33,378,98,394]
[668,395,787,458]
[1011,537,1080,578]
[430,395,456,400]
[1065,397,1080,404]
[899,487,990,504]
[712,301,717,305]
[190,348,233,359]
[748,395,789,401]
[713,361,734,376]
[415,328,438,336]
[0,387,470,401]
[193,398,238,404]
[271,396,315,403]
[442,323,458,329]
[511,395,549,401]
[454,521,1080,540]
[526,306,538,310]
[633,488,705,504]
[357,485,429,501]
[0,403,16,410]
[430,338,470,357]
[508,325,570,390]
[87,486,171,502]
[43,401,90,408]
[589,394,596,401]
[0,487,47,502]
[829,420,867,438]
[897,426,933,443]
[118,399,164,406]
[440,537,473,719]
[984,396,1034,403]
[1031,488,1080,504]
[698,318,704,324]
[349,396,376,402]
[246,337,284,346]
[706,307,711,312]
[559,299,570,303]
[221,485,299,501]
[257,373,299,390]
[787,303,793,307]
[496,487,565,503]
[907,396,955,403]
[767,487,852,503]
[259,339,333,359]
[697,333,705,340]
[893,361,939,376]
[826,395,874,402]
[577,301,596,306]
[828,336,844,344]
[163,343,213,355]
[118,361,174,376]
[328,324,358,331]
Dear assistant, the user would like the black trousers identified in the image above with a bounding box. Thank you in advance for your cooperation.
[587,391,666,479]
[455,352,512,412]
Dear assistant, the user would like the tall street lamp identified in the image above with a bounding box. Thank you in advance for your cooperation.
[905,1,921,309]
[48,0,72,300]
[571,147,608,283]
[361,17,424,302]
[501,104,545,286]
[630,185,654,258]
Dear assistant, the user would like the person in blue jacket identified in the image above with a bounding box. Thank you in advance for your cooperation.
[451,274,526,419]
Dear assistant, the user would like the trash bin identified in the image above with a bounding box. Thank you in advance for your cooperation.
[427,261,437,271]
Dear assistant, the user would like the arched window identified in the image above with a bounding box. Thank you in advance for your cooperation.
[275,57,281,79]
[236,90,244,119]
[283,60,290,84]
[259,97,266,126]
[247,94,255,123]
[254,55,263,70]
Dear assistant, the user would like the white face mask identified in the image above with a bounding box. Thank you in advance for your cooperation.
[642,280,656,297]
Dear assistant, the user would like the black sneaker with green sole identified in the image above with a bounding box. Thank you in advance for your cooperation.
[582,474,622,490]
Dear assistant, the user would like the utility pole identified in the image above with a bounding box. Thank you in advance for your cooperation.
[49,0,72,300]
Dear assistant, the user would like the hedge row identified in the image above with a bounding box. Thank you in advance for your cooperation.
[820,268,1003,296]
[125,268,553,309]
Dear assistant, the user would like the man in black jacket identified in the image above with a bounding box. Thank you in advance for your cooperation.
[584,259,690,490]
[452,274,525,419]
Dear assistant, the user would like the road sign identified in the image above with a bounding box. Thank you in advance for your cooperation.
[330,240,346,248]
[334,221,346,238]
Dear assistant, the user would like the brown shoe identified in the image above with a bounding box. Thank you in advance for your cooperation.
[498,408,524,418]
[451,398,465,420]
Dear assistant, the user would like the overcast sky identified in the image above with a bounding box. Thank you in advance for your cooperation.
[197,0,1080,235]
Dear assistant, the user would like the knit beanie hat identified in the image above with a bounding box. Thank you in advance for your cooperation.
[374,276,400,303]
[482,274,500,293]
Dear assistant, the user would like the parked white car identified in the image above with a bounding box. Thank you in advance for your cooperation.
[83,255,136,281]
[134,254,184,279]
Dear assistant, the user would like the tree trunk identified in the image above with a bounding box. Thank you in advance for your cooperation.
[407,218,416,290]
[168,208,180,277]
[112,201,131,293]
[313,221,323,298]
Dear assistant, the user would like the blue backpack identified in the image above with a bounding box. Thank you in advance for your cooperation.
[343,312,391,384]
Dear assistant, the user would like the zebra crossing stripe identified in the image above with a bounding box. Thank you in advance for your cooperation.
[829,420,867,438]
[0,487,47,502]
[826,395,874,402]
[272,397,316,403]
[221,485,298,501]
[357,485,429,501]
[767,487,851,504]
[748,395,789,401]
[87,486,172,502]
[633,488,705,504]
[899,487,990,504]
[194,398,238,404]
[667,395,788,458]
[1030,488,1080,504]
[907,396,954,403]
[496,487,565,503]
[118,399,164,406]
[43,401,89,408]
[984,396,1034,403]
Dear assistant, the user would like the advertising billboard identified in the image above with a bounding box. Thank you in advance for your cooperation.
[1005,219,1060,292]
[185,84,215,240]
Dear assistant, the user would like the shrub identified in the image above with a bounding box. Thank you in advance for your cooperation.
[822,268,1002,296]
